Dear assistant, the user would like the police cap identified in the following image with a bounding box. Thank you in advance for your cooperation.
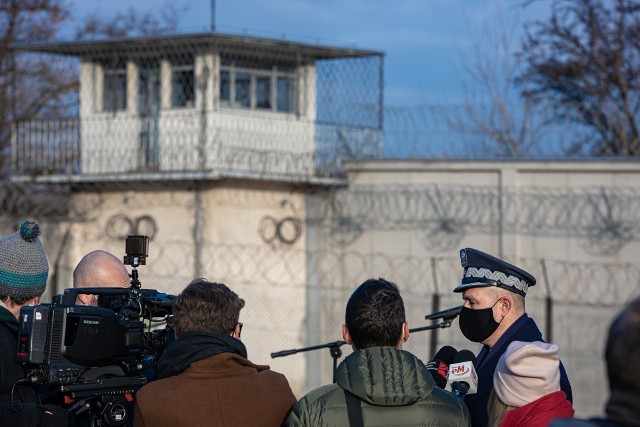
[454,248,536,296]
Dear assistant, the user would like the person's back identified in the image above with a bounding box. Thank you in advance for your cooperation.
[551,297,640,427]
[488,341,574,427]
[287,347,470,427]
[285,278,470,427]
[0,221,68,426]
[134,279,296,427]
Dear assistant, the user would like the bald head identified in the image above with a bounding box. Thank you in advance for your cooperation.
[73,250,130,305]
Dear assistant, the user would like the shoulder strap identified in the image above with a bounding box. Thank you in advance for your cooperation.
[344,389,364,427]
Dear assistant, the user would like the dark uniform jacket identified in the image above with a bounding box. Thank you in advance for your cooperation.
[550,388,640,427]
[285,346,470,427]
[465,313,573,427]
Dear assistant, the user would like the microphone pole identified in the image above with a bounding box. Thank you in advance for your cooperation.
[409,318,457,333]
[271,340,346,383]
[424,306,463,321]
[423,305,463,355]
[270,318,455,382]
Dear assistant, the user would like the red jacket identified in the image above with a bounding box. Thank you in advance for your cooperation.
[134,352,296,427]
[499,391,574,427]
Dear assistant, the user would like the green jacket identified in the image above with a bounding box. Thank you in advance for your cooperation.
[285,347,471,427]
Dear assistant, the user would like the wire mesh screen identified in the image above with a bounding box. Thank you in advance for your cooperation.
[9,31,633,190]
[0,177,637,416]
[316,55,383,129]
[5,30,640,424]
[10,34,383,181]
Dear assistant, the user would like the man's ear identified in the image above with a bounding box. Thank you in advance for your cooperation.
[77,293,92,306]
[402,322,409,343]
[342,324,351,345]
[232,323,242,339]
[497,296,512,317]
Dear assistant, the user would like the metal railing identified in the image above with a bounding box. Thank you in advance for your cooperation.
[11,118,81,177]
[11,111,381,181]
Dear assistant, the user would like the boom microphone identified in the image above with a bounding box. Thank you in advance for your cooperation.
[446,349,478,397]
[425,306,463,321]
[425,345,457,388]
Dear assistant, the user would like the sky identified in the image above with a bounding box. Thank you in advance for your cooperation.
[68,0,551,107]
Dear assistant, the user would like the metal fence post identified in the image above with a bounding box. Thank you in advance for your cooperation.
[429,256,440,357]
[193,183,203,278]
[540,258,553,343]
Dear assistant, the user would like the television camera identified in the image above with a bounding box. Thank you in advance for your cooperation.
[17,236,175,426]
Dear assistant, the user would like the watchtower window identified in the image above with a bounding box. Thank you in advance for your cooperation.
[171,55,195,108]
[219,58,296,113]
[103,62,127,112]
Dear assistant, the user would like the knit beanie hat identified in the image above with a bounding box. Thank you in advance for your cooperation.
[0,220,49,299]
[493,340,561,407]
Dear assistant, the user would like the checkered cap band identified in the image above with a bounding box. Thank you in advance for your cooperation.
[462,267,529,295]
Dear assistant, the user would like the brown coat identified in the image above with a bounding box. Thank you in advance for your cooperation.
[134,353,296,427]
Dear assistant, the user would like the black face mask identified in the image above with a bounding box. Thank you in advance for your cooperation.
[459,299,503,343]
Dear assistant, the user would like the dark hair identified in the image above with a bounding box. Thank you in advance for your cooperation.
[345,278,405,349]
[173,279,245,337]
[605,296,640,393]
[0,294,38,306]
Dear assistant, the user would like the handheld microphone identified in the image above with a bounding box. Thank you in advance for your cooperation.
[425,345,457,388]
[446,349,478,397]
[425,306,463,321]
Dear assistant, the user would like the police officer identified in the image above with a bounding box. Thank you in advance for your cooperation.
[453,248,572,427]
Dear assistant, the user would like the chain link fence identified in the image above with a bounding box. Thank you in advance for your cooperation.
[0,177,637,417]
[5,29,639,423]
[11,34,383,181]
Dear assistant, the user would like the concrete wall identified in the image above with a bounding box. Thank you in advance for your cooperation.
[6,159,638,413]
[40,181,310,396]
[341,160,640,263]
[302,160,640,417]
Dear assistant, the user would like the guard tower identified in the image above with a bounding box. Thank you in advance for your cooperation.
[11,32,383,183]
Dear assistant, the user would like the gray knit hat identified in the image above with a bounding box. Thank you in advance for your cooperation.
[0,220,49,299]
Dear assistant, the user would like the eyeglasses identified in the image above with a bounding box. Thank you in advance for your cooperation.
[237,322,243,336]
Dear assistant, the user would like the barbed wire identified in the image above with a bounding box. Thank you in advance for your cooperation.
[310,184,640,255]
[2,180,639,256]
[44,236,640,307]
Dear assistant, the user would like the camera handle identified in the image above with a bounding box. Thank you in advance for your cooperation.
[129,268,141,291]
[60,287,139,305]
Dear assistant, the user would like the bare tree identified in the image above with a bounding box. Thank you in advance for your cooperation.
[75,4,183,40]
[0,0,76,175]
[445,6,556,159]
[1,1,186,177]
[519,0,640,157]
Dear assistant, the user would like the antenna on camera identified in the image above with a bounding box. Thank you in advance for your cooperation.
[123,235,149,290]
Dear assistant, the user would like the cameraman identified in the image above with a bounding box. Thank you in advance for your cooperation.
[134,279,296,427]
[73,250,131,305]
[0,220,68,426]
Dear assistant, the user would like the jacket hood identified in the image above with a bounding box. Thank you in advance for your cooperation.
[0,305,17,326]
[335,347,436,406]
[500,391,574,426]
